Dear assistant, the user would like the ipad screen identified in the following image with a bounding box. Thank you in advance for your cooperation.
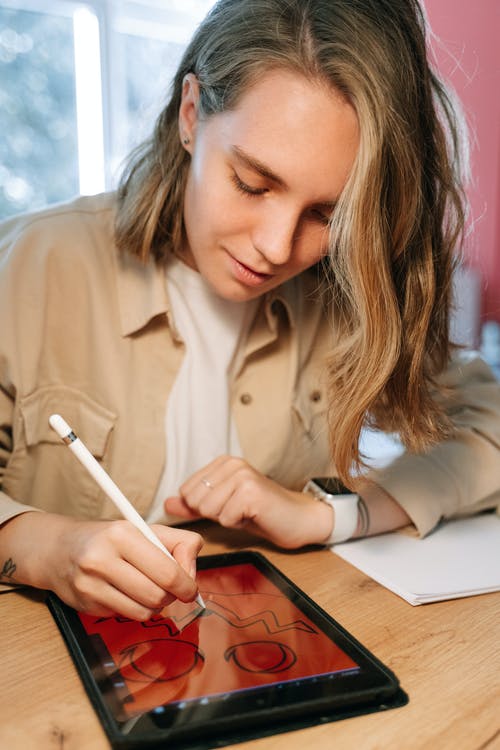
[78,560,360,720]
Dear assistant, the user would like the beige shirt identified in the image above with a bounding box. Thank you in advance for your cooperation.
[1,193,499,538]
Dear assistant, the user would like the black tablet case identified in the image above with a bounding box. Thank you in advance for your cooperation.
[48,551,408,749]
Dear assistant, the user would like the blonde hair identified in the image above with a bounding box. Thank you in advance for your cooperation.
[116,0,467,484]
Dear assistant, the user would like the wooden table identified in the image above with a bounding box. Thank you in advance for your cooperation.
[1,522,499,750]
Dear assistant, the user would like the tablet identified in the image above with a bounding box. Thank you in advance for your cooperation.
[47,550,407,749]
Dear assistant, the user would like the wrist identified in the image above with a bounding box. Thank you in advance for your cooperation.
[303,478,359,545]
[0,511,70,590]
[0,511,43,587]
[308,495,337,545]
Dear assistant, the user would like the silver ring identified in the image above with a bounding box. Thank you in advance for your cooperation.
[201,477,214,490]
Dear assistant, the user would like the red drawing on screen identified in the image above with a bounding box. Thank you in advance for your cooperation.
[79,563,358,718]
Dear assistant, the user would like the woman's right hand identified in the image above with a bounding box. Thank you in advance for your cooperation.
[0,511,203,620]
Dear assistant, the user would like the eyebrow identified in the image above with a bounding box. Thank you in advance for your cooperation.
[231,145,338,211]
[231,145,287,187]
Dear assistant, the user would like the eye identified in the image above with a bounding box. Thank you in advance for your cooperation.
[231,171,267,197]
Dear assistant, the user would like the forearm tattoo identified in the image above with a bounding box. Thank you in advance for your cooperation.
[0,557,18,584]
[357,496,370,537]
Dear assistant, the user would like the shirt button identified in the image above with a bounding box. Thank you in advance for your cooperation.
[310,390,322,402]
[240,393,253,405]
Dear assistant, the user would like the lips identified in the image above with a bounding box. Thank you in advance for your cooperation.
[229,254,274,288]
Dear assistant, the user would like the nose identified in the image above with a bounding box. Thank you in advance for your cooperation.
[251,206,298,266]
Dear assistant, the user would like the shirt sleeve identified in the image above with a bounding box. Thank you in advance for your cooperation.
[0,392,43,595]
[0,368,45,525]
[370,352,500,536]
[0,217,46,527]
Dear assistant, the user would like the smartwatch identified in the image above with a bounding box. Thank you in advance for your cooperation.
[303,477,359,545]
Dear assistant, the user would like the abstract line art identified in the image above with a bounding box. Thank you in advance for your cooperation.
[79,563,358,719]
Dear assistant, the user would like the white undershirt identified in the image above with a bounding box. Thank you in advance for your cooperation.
[147,258,256,523]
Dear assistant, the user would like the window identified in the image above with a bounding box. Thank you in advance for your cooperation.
[0,0,216,219]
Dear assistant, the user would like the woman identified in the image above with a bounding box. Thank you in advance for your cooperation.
[1,0,499,620]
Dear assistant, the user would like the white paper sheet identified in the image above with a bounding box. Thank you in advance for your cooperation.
[332,513,500,605]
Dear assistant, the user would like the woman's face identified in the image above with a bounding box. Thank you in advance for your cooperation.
[178,69,359,301]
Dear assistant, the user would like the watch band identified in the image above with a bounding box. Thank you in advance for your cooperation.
[303,480,359,544]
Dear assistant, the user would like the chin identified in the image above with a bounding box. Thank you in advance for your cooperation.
[212,280,261,302]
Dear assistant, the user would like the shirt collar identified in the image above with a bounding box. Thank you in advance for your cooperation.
[265,282,298,331]
[115,250,170,337]
[115,248,306,338]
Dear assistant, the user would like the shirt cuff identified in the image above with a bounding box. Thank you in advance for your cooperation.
[0,491,44,527]
[369,433,500,537]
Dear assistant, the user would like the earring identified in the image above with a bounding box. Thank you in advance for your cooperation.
[182,136,190,145]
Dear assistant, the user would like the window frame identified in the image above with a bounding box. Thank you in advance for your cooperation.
[0,0,215,203]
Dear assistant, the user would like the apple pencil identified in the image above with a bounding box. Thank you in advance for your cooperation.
[49,413,205,609]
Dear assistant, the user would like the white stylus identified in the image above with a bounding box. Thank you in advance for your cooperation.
[49,413,205,609]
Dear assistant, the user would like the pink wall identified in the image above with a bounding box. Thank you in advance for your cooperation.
[425,0,500,323]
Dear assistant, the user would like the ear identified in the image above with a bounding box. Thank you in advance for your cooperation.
[178,73,200,153]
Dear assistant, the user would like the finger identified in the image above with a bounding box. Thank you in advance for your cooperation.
[126,542,199,603]
[105,524,200,603]
[179,457,246,516]
[152,525,204,580]
[69,574,158,621]
[195,460,262,521]
[179,455,234,495]
[217,490,259,528]
[181,475,236,521]
[164,495,202,520]
[94,557,176,611]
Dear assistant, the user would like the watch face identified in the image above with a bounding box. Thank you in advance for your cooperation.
[312,477,354,495]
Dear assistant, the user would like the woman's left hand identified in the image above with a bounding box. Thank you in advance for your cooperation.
[163,455,333,549]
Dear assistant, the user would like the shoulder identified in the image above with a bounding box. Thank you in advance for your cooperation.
[0,193,119,312]
[1,193,116,260]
